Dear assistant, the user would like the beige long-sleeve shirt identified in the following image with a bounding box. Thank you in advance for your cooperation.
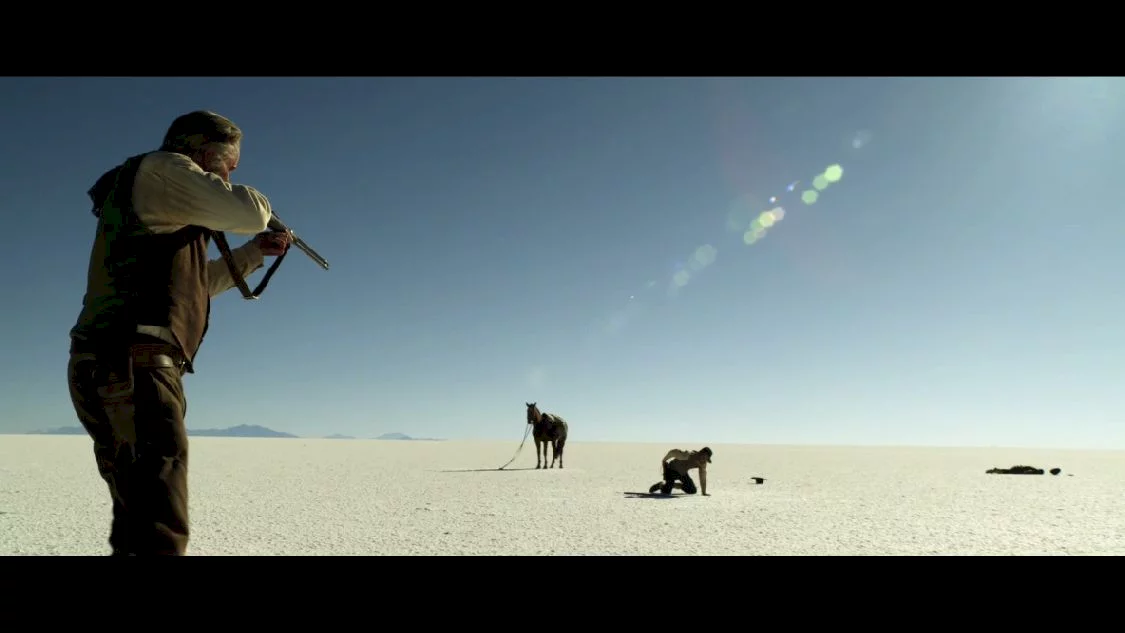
[129,151,273,345]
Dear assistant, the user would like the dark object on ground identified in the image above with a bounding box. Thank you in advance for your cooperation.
[751,477,765,484]
[1049,468,1061,476]
[986,465,1045,475]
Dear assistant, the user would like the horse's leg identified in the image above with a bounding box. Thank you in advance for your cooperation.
[534,438,542,469]
[549,440,556,468]
[556,437,566,469]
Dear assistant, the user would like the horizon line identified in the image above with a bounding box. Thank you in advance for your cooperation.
[1,431,1120,452]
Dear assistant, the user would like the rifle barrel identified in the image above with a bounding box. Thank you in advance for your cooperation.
[268,213,330,270]
[293,236,330,270]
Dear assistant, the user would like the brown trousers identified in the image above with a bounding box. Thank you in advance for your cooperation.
[67,337,190,556]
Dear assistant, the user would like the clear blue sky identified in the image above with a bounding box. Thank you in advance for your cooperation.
[1,77,1121,449]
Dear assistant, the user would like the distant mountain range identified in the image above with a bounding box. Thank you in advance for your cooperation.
[16,426,441,441]
[375,432,443,441]
[22,424,298,438]
[22,426,88,436]
[189,424,298,438]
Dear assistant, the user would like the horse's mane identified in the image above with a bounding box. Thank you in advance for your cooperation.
[527,404,564,434]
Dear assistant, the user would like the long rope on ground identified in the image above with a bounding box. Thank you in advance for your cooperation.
[498,424,533,470]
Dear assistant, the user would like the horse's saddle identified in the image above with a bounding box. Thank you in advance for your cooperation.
[541,414,566,438]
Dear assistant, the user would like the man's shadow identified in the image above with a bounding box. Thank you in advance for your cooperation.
[623,492,686,500]
[436,467,540,473]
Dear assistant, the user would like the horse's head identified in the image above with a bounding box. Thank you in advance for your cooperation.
[526,402,541,425]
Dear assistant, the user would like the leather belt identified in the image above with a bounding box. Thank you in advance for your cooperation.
[130,344,185,371]
[70,337,187,374]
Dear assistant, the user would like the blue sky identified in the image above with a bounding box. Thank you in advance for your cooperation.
[1,77,1121,448]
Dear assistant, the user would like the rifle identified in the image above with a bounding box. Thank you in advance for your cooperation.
[267,214,330,271]
[212,211,330,300]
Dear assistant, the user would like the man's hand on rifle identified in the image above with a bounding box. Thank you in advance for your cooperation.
[253,230,290,257]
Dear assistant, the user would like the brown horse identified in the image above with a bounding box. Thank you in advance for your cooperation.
[525,402,568,469]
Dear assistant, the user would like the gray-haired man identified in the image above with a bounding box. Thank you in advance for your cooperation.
[67,110,289,555]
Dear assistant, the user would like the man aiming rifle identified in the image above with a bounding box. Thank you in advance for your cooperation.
[66,110,306,555]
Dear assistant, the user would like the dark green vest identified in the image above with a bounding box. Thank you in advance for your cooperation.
[70,152,212,372]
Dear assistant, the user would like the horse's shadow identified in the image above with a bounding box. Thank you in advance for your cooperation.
[436,467,540,473]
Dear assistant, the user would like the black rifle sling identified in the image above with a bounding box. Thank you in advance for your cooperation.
[211,230,290,300]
